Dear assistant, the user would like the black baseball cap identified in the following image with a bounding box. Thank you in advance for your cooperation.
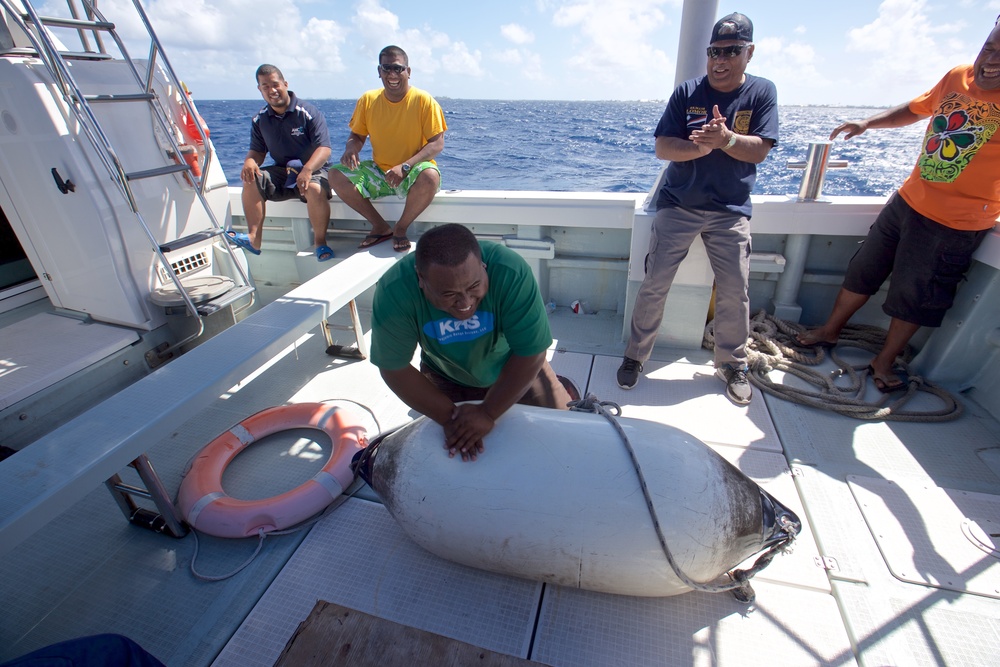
[711,12,753,43]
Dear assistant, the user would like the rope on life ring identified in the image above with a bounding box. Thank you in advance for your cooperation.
[176,402,368,538]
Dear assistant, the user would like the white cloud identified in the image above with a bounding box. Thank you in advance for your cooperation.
[496,48,525,65]
[353,0,401,41]
[68,0,347,97]
[352,0,404,57]
[518,52,546,82]
[351,0,489,83]
[441,43,485,77]
[494,48,546,83]
[751,37,826,105]
[846,0,936,53]
[841,0,974,102]
[549,0,674,96]
[351,1,444,80]
[501,23,535,45]
[297,17,348,73]
[35,0,1000,103]
[959,0,1000,8]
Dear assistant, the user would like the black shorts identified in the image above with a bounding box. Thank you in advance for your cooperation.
[842,192,989,327]
[254,164,331,203]
[418,361,572,411]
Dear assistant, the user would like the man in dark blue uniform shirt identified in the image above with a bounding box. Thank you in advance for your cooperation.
[617,13,778,405]
[232,64,334,261]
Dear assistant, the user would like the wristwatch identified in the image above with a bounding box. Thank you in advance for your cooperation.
[401,163,411,173]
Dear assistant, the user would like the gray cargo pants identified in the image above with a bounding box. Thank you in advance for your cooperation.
[625,205,750,368]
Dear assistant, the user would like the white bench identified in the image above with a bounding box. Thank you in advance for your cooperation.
[0,243,404,556]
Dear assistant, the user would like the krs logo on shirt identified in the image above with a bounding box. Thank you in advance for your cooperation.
[423,312,495,344]
[291,126,305,137]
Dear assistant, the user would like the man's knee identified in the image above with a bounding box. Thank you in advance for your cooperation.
[241,180,263,202]
[520,363,573,410]
[327,167,354,194]
[303,180,331,201]
[415,167,440,189]
[327,166,346,184]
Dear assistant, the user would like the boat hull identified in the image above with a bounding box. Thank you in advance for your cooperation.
[359,404,799,596]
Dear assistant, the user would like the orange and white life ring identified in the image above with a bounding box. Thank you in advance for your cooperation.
[176,403,367,538]
[173,85,210,177]
[180,90,210,147]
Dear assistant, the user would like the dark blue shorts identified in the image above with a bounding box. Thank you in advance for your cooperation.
[254,164,331,203]
[843,192,988,327]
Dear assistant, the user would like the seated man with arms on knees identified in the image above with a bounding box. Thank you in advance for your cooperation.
[235,64,334,262]
[329,45,446,253]
[370,223,572,462]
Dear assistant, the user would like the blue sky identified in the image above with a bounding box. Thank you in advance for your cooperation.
[62,0,1000,105]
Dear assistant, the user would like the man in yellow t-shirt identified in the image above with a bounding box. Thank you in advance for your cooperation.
[797,19,1000,393]
[329,45,447,252]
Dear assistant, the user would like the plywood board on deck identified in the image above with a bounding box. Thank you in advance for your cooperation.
[274,601,549,667]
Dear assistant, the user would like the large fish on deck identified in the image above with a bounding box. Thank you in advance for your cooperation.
[355,403,800,597]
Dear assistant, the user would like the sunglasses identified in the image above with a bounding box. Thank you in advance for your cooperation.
[379,64,407,75]
[706,45,748,58]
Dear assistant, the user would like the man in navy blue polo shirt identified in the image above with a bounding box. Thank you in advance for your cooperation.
[232,64,334,262]
[616,12,778,405]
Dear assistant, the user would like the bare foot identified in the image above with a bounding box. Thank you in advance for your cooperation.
[795,330,837,349]
[392,234,411,252]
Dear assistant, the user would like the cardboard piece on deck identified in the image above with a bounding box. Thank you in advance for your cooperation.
[273,600,550,667]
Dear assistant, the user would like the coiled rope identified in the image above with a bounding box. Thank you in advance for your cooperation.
[703,311,963,422]
[568,394,799,603]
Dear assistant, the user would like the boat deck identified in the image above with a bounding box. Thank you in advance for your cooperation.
[2,308,999,666]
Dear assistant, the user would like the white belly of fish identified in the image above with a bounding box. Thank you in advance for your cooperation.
[363,404,795,597]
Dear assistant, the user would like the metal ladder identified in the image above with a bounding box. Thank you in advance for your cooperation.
[3,0,262,538]
[3,0,255,359]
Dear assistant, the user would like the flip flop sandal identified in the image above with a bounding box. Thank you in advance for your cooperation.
[868,365,906,393]
[358,233,393,249]
[315,245,334,262]
[392,236,411,252]
[226,230,261,255]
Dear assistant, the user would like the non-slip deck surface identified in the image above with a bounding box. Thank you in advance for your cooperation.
[3,314,999,667]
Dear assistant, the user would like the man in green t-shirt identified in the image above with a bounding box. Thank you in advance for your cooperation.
[371,224,572,461]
